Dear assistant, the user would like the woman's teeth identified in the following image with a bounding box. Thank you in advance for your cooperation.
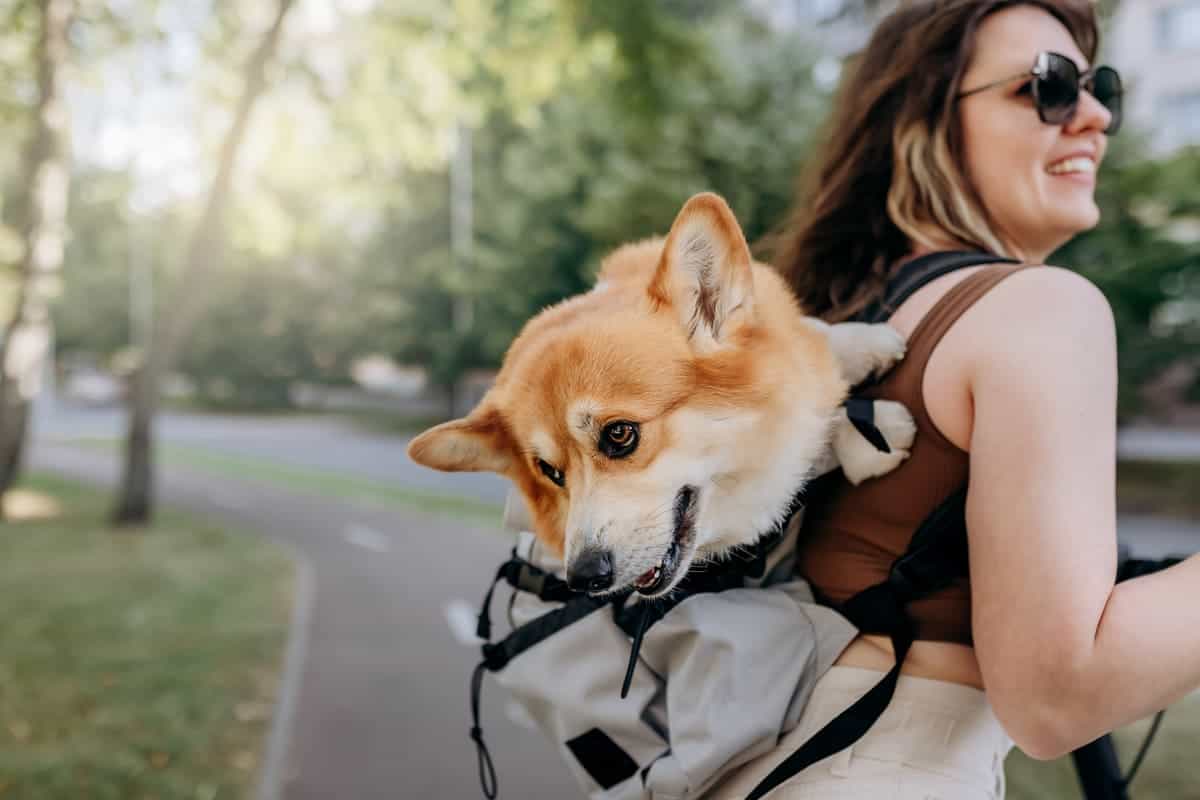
[1047,157,1095,175]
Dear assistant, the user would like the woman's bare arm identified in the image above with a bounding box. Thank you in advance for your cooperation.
[961,266,1200,759]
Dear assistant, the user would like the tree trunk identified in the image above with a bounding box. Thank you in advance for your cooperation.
[111,367,155,524]
[0,400,30,496]
[112,0,297,526]
[0,0,74,517]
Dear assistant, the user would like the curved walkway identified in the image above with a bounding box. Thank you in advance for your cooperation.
[30,438,578,800]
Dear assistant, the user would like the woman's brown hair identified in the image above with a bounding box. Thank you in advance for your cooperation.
[771,0,1098,321]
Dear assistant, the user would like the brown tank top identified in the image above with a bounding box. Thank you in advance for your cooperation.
[797,264,1032,644]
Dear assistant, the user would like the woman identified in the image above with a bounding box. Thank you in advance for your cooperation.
[709,1,1200,797]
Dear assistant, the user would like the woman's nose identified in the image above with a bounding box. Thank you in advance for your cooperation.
[1067,88,1113,135]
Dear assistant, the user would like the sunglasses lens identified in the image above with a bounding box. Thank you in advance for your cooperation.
[1035,53,1080,123]
[1092,66,1124,134]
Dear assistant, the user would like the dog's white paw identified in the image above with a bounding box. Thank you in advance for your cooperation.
[864,324,907,375]
[872,399,916,453]
[827,322,907,386]
[832,400,916,485]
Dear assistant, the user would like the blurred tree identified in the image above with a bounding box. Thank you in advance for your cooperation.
[310,0,723,414]
[1058,141,1200,420]
[417,10,828,376]
[0,0,74,513]
[53,169,142,358]
[113,0,297,525]
[0,1,40,287]
[44,0,1193,433]
[55,1,828,418]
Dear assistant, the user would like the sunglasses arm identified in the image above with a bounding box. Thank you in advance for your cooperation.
[957,72,1030,100]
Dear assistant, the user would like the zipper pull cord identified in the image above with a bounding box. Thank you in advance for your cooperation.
[620,602,652,699]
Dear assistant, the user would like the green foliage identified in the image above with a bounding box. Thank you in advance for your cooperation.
[54,170,139,359]
[449,12,829,367]
[1057,141,1200,418]
[40,0,1200,419]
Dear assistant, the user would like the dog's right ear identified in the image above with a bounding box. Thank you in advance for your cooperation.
[649,192,757,352]
[407,409,511,474]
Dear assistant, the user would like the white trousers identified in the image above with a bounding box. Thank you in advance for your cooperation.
[705,666,1014,799]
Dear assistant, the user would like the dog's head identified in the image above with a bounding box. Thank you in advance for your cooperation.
[409,193,836,597]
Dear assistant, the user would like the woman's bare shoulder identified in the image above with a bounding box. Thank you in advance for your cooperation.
[921,263,1114,450]
[947,264,1115,368]
[979,264,1110,321]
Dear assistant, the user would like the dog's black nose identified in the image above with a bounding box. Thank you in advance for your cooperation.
[567,549,614,593]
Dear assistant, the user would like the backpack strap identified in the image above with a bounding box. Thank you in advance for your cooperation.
[746,251,1015,799]
[855,251,1018,324]
[474,550,576,641]
[744,489,967,800]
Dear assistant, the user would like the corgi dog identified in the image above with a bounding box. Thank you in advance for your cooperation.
[409,193,914,598]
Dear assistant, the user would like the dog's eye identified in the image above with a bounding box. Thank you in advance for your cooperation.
[600,421,639,458]
[536,458,565,487]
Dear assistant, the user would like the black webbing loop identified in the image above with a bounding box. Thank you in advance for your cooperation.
[476,554,519,641]
[481,593,607,672]
[843,396,890,453]
[469,661,499,799]
[477,552,580,641]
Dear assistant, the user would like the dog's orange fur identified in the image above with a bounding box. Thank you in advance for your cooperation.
[408,194,844,559]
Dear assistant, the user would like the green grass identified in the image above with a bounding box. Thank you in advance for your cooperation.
[1006,694,1200,799]
[1117,460,1200,522]
[64,437,503,522]
[0,473,294,800]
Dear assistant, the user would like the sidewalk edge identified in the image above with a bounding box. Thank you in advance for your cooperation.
[257,549,316,800]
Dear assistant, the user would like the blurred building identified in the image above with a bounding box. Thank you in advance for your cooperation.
[744,0,874,54]
[1108,0,1200,153]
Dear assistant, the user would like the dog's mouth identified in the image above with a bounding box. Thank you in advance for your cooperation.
[632,485,698,596]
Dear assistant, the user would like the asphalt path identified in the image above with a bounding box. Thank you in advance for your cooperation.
[26,405,1200,799]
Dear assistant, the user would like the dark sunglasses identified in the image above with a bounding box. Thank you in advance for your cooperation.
[958,51,1123,134]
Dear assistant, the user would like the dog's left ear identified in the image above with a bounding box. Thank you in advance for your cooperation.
[407,408,512,474]
[650,192,757,351]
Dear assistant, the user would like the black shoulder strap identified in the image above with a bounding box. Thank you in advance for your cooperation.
[856,251,1018,324]
[744,489,966,800]
[747,256,1014,799]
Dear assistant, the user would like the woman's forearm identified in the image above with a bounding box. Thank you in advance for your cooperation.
[1034,552,1200,758]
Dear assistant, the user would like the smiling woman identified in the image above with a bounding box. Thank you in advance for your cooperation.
[953,18,1117,261]
[734,0,1200,797]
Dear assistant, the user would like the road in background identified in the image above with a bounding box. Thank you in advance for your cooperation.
[36,403,509,505]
